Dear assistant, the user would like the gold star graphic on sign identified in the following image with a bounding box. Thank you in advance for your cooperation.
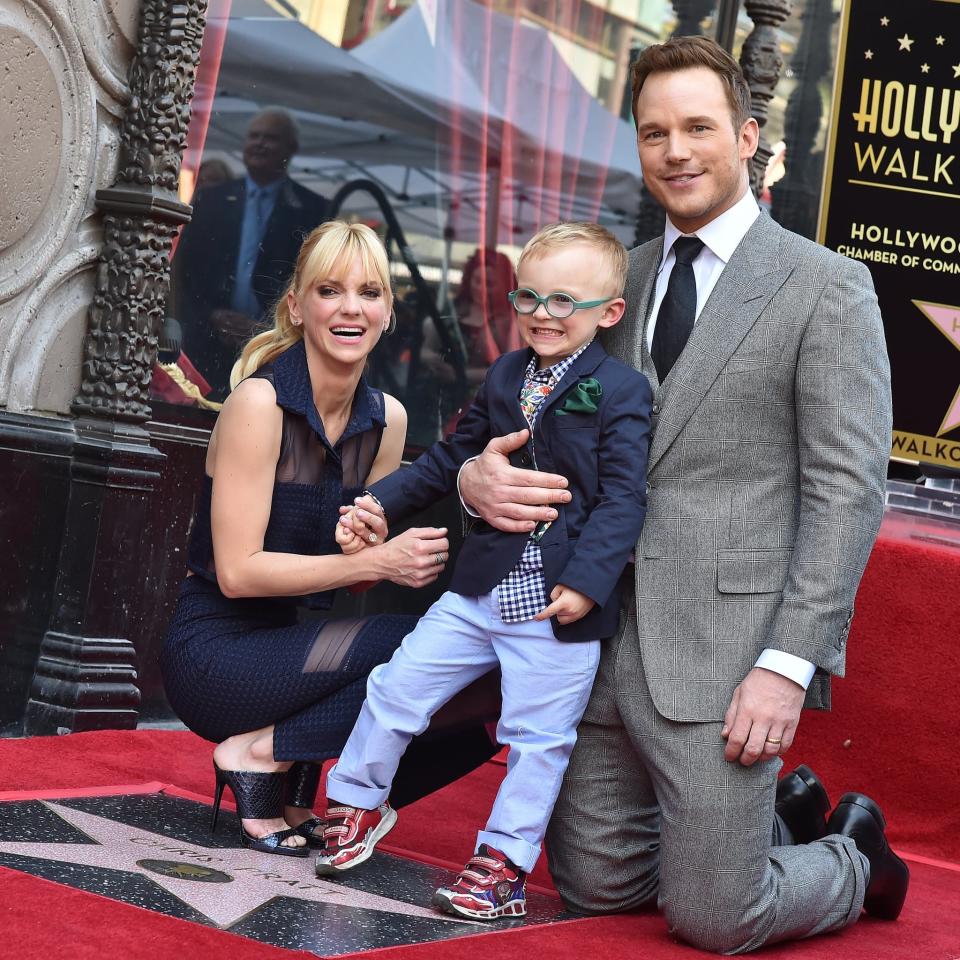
[954,64,960,79]
[921,63,930,74]
[898,34,914,52]
[936,36,946,46]
[880,16,890,26]
[865,49,874,60]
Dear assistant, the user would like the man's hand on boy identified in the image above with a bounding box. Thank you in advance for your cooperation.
[460,430,571,533]
[535,584,595,625]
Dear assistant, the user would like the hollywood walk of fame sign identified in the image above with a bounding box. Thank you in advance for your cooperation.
[0,792,569,956]
[819,0,960,470]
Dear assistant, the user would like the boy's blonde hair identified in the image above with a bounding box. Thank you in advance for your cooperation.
[231,220,393,388]
[518,222,628,296]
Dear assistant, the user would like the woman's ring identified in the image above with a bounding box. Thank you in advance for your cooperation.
[434,552,444,566]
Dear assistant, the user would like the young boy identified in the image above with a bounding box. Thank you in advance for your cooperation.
[317,222,652,921]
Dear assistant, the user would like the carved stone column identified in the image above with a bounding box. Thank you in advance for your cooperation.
[740,0,793,196]
[25,0,208,735]
[770,0,835,238]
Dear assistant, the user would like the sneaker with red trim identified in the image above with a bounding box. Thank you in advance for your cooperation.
[432,844,527,920]
[314,801,397,876]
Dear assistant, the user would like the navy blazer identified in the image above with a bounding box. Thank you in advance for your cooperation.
[371,339,653,642]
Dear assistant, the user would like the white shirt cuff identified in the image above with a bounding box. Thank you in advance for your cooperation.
[755,649,816,690]
[457,456,481,517]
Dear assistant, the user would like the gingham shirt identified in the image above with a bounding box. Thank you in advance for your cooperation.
[498,341,591,623]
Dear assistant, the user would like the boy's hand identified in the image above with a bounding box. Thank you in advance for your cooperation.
[535,584,595,625]
[336,511,366,555]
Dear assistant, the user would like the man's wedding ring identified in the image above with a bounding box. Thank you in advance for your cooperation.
[434,552,444,566]
[765,737,782,745]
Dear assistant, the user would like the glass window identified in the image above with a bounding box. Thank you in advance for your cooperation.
[157,0,745,450]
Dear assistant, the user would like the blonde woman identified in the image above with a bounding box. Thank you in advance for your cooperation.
[161,221,498,857]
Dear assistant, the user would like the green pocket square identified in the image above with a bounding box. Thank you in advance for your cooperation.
[556,377,602,415]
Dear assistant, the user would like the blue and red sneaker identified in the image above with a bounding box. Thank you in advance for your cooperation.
[432,844,527,920]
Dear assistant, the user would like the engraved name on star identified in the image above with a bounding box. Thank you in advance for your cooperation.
[898,34,914,52]
[0,802,474,930]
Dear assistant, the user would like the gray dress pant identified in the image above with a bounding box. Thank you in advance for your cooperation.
[546,605,868,954]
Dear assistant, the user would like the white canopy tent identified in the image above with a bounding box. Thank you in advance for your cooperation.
[196,0,642,247]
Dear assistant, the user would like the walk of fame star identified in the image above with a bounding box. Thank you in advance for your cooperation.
[0,800,468,929]
[912,300,960,437]
[0,792,569,955]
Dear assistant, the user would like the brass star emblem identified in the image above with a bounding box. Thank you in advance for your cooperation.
[936,36,946,46]
[898,34,914,52]
[921,63,930,74]
[880,16,890,27]
[954,64,960,79]
[865,49,874,60]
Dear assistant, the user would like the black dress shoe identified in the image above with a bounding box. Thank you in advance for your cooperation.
[826,792,909,920]
[776,765,831,844]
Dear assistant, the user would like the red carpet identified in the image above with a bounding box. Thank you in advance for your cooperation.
[1,528,959,957]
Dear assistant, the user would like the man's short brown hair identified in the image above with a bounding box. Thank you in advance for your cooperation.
[631,36,752,132]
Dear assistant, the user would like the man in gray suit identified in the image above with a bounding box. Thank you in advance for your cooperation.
[453,36,907,953]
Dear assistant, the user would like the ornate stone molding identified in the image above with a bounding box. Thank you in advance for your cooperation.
[72,0,208,423]
[0,0,95,305]
[741,0,793,196]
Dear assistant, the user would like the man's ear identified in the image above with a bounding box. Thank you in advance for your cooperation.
[597,298,626,329]
[739,117,760,161]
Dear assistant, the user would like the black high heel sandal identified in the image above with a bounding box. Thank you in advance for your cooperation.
[211,762,308,858]
[285,762,327,848]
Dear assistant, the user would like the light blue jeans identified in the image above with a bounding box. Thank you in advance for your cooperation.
[326,588,601,872]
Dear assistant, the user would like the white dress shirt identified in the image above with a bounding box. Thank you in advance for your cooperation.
[650,190,814,691]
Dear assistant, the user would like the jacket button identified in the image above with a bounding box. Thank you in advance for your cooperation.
[652,402,661,415]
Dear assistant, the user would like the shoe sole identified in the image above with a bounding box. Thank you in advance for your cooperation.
[432,889,526,920]
[315,807,398,877]
[836,792,887,831]
[793,765,831,817]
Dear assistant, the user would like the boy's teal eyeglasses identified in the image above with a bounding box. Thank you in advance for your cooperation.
[508,288,615,320]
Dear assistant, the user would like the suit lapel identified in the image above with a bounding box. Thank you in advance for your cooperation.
[492,349,536,434]
[647,214,793,470]
[602,240,661,386]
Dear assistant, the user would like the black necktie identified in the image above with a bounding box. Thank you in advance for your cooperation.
[652,236,704,381]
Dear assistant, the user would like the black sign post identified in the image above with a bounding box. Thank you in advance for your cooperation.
[819,0,960,470]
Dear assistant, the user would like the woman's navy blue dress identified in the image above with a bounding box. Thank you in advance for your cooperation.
[161,341,422,761]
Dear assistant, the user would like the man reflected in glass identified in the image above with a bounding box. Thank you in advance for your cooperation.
[173,108,330,400]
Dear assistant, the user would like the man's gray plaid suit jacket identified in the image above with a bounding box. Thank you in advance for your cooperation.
[602,211,892,721]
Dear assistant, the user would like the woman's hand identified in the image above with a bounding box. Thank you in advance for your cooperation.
[374,526,450,589]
